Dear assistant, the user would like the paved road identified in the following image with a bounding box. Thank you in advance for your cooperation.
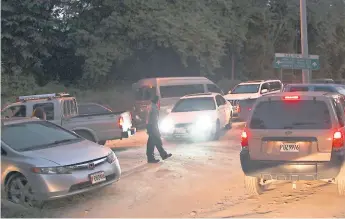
[2,123,345,218]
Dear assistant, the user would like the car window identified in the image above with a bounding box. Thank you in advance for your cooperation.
[335,86,345,96]
[160,84,204,98]
[1,121,82,152]
[314,86,335,92]
[215,96,222,107]
[288,86,310,92]
[332,98,345,127]
[33,103,54,120]
[172,97,216,112]
[78,104,112,115]
[135,86,156,101]
[231,84,260,94]
[3,105,26,118]
[207,84,223,94]
[261,83,269,91]
[270,82,282,91]
[250,100,331,129]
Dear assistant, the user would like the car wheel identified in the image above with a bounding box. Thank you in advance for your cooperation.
[98,140,107,145]
[212,120,220,140]
[6,173,44,208]
[225,112,233,130]
[244,175,264,196]
[336,163,345,196]
[75,130,96,142]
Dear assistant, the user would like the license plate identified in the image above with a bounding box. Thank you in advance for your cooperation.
[280,143,300,152]
[175,128,187,134]
[90,171,106,184]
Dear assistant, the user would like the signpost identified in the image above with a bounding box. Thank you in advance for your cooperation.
[273,53,320,70]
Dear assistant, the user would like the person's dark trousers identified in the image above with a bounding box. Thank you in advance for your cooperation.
[146,125,167,160]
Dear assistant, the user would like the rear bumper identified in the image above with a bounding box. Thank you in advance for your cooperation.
[121,128,136,138]
[240,148,345,180]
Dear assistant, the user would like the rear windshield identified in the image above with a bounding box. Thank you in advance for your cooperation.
[250,100,331,129]
[78,104,112,115]
[135,87,156,101]
[172,97,216,112]
[286,86,309,92]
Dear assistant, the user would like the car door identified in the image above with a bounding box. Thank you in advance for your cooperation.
[215,95,226,127]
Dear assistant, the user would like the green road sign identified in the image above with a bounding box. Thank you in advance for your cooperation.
[273,53,320,70]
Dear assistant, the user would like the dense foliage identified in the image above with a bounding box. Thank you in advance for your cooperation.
[2,0,345,92]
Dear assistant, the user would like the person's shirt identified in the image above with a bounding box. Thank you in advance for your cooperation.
[147,103,159,126]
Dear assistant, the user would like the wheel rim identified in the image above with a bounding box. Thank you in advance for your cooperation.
[8,176,35,206]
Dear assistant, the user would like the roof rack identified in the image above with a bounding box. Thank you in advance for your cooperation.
[17,92,72,102]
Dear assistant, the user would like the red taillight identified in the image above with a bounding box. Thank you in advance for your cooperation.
[248,107,252,111]
[241,130,248,147]
[283,95,300,100]
[332,130,344,148]
[118,116,124,129]
[238,105,241,113]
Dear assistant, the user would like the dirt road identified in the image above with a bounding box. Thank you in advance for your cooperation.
[2,124,345,218]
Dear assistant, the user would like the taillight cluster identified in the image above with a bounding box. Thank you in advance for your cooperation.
[241,130,248,147]
[118,116,124,129]
[333,130,344,149]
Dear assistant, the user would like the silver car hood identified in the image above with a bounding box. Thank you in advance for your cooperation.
[21,140,111,166]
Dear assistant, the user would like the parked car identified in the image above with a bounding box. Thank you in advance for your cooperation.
[159,92,233,142]
[132,77,224,126]
[240,92,345,196]
[1,93,136,145]
[224,80,282,117]
[1,117,121,207]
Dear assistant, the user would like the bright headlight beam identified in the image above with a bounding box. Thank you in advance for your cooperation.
[159,118,174,133]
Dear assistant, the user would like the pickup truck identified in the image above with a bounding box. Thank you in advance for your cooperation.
[1,93,136,145]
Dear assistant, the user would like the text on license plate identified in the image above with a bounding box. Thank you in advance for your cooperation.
[280,143,300,152]
[90,171,106,184]
[175,128,187,134]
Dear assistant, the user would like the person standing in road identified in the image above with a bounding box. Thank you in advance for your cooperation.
[146,95,172,163]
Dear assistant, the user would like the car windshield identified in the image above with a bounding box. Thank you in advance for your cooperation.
[231,84,260,94]
[250,100,331,129]
[172,97,216,112]
[1,121,82,152]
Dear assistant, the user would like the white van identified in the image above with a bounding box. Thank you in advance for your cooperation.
[224,79,282,116]
[132,77,223,125]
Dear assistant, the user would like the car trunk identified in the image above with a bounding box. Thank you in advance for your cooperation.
[248,129,334,161]
[247,98,335,162]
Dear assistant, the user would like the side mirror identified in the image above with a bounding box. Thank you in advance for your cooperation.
[261,89,268,94]
[228,90,232,94]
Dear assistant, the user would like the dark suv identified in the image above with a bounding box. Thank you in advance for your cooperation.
[240,92,345,196]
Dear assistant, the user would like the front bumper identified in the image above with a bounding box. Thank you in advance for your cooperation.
[28,159,121,201]
[240,148,344,181]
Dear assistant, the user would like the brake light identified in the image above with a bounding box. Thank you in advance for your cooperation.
[241,130,248,147]
[238,105,241,113]
[332,130,344,148]
[118,116,124,129]
[283,95,300,100]
[248,107,252,111]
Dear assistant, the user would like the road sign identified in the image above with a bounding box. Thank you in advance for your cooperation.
[273,53,320,70]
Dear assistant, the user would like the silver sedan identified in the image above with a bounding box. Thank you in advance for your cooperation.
[1,117,121,207]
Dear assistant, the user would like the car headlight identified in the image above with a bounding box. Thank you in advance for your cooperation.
[107,151,117,164]
[195,116,213,130]
[31,166,72,174]
[159,118,174,133]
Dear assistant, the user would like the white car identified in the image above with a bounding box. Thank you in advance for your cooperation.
[224,80,282,116]
[159,93,233,141]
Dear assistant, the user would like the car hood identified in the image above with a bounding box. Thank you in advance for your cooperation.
[224,93,260,100]
[165,110,217,124]
[21,140,111,166]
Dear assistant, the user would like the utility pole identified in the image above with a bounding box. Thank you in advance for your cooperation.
[300,0,310,83]
[231,52,235,81]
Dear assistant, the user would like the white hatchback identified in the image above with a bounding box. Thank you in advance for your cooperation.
[159,93,233,141]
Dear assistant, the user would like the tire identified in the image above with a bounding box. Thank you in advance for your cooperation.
[75,130,96,142]
[98,140,107,145]
[212,120,220,141]
[336,163,345,196]
[6,173,44,208]
[225,112,233,130]
[244,175,264,196]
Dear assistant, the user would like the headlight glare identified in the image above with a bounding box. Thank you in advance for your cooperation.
[159,118,174,133]
[195,116,212,130]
